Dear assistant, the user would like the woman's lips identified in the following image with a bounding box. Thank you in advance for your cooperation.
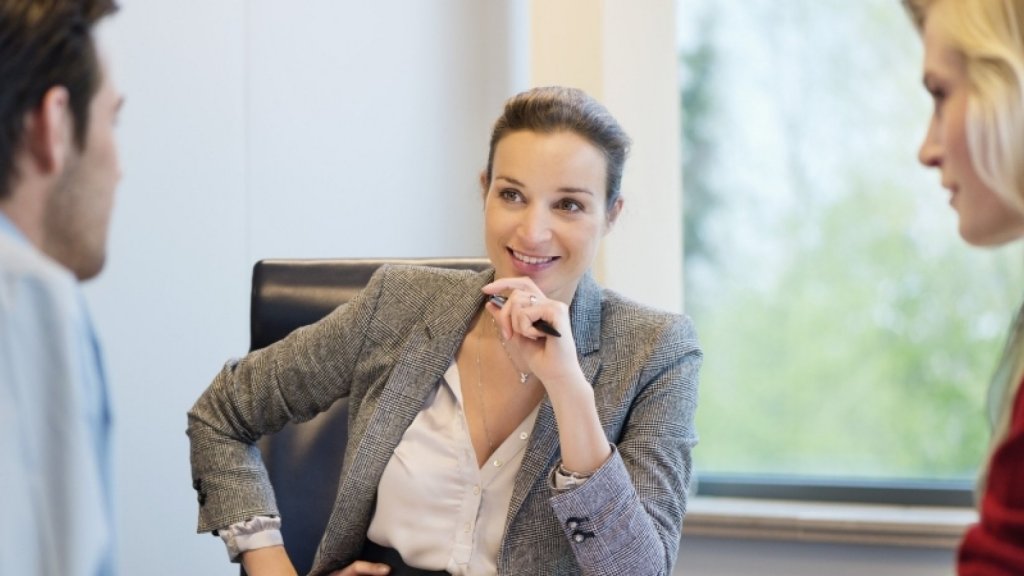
[509,248,558,272]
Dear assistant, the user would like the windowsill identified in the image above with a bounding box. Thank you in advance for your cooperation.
[683,496,977,549]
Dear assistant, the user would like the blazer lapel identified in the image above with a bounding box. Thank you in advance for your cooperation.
[317,268,497,572]
[347,268,494,486]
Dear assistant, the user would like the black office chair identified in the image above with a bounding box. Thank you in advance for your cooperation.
[246,257,490,576]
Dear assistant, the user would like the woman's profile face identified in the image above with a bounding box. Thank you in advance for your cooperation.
[483,130,622,303]
[917,15,1024,246]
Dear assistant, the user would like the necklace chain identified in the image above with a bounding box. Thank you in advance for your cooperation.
[489,315,531,384]
[473,313,532,459]
[473,331,495,454]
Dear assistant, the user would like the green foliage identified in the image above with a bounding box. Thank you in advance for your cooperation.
[692,179,1022,478]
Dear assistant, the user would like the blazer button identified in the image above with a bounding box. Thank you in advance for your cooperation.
[566,516,587,530]
[571,529,595,543]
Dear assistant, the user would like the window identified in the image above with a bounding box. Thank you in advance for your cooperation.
[679,0,1024,502]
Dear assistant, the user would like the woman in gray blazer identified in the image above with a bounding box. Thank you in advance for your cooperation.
[188,86,702,576]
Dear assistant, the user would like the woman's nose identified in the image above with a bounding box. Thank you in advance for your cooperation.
[918,119,942,168]
[518,206,552,244]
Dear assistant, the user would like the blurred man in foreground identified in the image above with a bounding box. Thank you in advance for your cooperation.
[0,1,123,574]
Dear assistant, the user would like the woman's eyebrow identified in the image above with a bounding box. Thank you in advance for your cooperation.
[495,175,525,187]
[496,175,594,195]
[557,186,594,196]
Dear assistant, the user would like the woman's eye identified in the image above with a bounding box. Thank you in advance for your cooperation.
[556,198,584,213]
[928,87,946,116]
[499,188,524,202]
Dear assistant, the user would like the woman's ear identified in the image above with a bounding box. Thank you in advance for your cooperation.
[604,197,624,233]
[479,170,490,202]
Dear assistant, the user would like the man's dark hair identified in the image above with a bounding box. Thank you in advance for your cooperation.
[0,0,118,199]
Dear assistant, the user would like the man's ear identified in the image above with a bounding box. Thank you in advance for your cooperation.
[23,86,73,176]
[604,197,624,233]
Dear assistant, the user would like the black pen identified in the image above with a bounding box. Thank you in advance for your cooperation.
[488,294,562,338]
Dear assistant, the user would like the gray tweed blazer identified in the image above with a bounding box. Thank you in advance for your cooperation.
[188,265,701,576]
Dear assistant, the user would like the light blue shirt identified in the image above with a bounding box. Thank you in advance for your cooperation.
[0,212,115,576]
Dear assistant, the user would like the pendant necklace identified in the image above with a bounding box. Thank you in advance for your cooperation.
[490,315,531,384]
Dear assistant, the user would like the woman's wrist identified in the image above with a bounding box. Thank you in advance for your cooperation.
[553,461,597,490]
[240,545,298,576]
[546,374,611,473]
[540,365,591,403]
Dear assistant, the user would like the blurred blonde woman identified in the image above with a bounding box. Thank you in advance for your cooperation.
[905,0,1024,573]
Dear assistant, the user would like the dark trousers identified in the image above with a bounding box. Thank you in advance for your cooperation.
[360,540,451,576]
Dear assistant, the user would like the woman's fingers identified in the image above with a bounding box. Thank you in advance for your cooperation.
[329,560,391,575]
[490,288,551,340]
[483,276,541,297]
[494,289,570,347]
[514,296,555,339]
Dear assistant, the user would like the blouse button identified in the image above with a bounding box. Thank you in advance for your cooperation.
[519,432,529,440]
[473,485,480,495]
[493,459,501,467]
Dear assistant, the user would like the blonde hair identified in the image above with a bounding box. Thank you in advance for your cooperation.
[905,0,1024,496]
[906,0,1024,213]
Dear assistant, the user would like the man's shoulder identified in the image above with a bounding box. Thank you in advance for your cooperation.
[0,232,80,316]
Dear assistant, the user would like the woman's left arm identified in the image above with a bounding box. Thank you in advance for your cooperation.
[547,317,701,576]
[485,280,701,575]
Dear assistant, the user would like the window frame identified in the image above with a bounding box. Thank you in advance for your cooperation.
[693,473,974,508]
[540,0,986,512]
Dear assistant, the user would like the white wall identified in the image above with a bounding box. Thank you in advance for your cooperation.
[87,2,513,573]
[244,1,516,261]
[88,3,248,574]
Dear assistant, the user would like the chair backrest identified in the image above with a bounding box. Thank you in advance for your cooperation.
[247,257,489,575]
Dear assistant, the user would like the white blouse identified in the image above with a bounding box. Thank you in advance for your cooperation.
[367,362,539,575]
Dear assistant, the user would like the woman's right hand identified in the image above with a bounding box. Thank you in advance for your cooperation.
[328,561,391,575]
[241,545,390,576]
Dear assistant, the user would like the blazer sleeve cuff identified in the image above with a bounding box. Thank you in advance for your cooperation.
[218,515,283,562]
[548,446,666,574]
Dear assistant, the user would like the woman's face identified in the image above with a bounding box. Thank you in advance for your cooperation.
[484,130,622,303]
[918,15,1024,246]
